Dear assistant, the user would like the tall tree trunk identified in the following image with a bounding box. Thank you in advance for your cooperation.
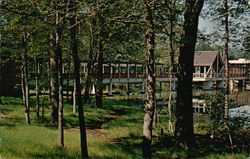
[0,93,2,105]
[57,33,64,147]
[0,59,2,105]
[66,62,70,102]
[21,34,31,125]
[50,31,59,123]
[69,0,89,157]
[166,0,176,133]
[73,79,77,113]
[175,0,204,146]
[47,61,52,104]
[42,87,45,118]
[35,58,40,119]
[95,12,104,108]
[54,4,64,147]
[142,1,155,158]
[0,91,2,104]
[223,0,234,152]
[223,0,230,124]
[84,21,94,104]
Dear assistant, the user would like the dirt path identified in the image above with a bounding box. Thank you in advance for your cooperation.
[86,114,120,129]
[66,108,125,143]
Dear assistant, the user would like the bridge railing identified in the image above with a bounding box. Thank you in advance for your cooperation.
[103,72,229,79]
[229,73,248,77]
[193,73,206,78]
[229,66,249,77]
[103,73,173,79]
[101,71,249,79]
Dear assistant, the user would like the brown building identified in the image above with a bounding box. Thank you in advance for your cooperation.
[193,51,224,79]
[229,58,250,77]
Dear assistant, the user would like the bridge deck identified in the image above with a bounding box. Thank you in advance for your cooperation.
[102,73,249,84]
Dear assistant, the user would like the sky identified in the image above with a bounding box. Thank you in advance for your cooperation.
[198,18,214,33]
[198,0,250,33]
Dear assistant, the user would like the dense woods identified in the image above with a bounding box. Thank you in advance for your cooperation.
[0,0,249,158]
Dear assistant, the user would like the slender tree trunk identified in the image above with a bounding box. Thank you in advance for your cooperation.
[166,0,175,133]
[57,36,64,147]
[21,34,31,125]
[0,91,2,104]
[42,87,45,118]
[73,79,77,113]
[69,0,88,157]
[84,21,94,104]
[47,61,52,104]
[167,79,174,133]
[54,5,64,147]
[223,0,234,153]
[0,60,2,105]
[50,31,59,123]
[223,0,229,123]
[66,62,70,102]
[142,1,155,158]
[95,12,104,108]
[35,58,40,119]
[175,0,204,146]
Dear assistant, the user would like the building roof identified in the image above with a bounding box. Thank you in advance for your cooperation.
[229,58,250,64]
[194,51,219,66]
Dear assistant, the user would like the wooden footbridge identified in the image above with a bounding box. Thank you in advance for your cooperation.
[61,51,250,94]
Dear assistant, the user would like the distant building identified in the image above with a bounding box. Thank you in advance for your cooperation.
[229,58,250,77]
[229,58,250,89]
[193,51,250,89]
[193,51,224,79]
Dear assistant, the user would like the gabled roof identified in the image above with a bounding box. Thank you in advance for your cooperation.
[194,51,219,66]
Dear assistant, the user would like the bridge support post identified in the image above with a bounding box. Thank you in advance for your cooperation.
[172,80,176,91]
[126,83,130,94]
[141,80,145,93]
[135,64,137,78]
[109,82,113,96]
[242,79,245,87]
[159,82,162,90]
[91,84,95,94]
[126,63,130,94]
[109,63,113,96]
[203,104,206,113]
[229,80,234,92]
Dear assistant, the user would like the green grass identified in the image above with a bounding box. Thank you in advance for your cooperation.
[0,125,140,159]
[0,125,79,159]
[0,96,143,158]
[0,96,249,158]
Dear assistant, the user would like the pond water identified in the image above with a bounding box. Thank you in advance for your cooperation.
[104,87,250,125]
[105,88,250,107]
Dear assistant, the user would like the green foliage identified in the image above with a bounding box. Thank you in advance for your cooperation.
[204,90,250,152]
[206,91,225,129]
[240,30,250,59]
[196,31,221,51]
[228,117,250,149]
[205,90,233,137]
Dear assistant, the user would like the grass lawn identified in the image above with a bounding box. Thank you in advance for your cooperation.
[0,96,249,158]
